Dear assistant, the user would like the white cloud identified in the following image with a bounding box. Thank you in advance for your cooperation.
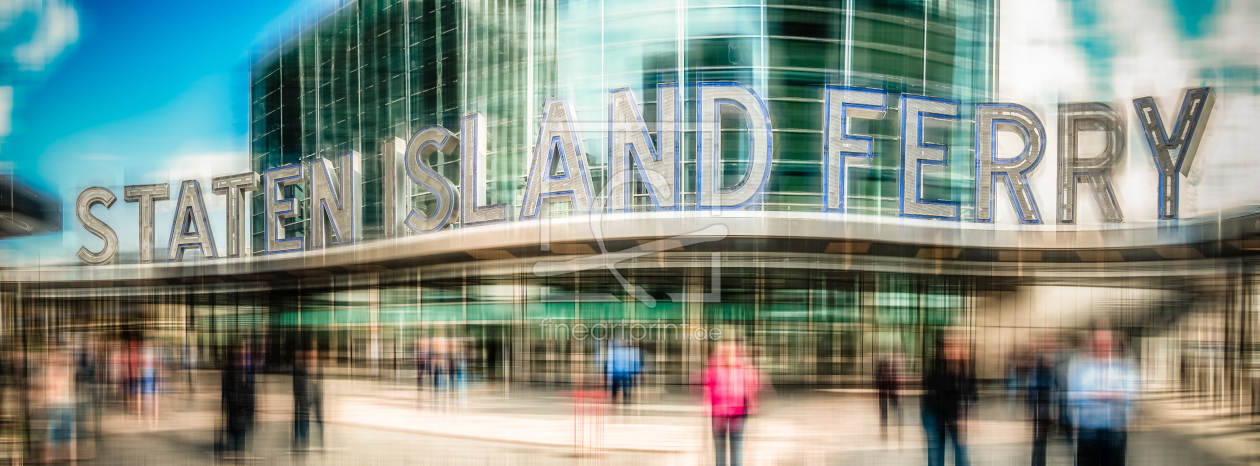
[147,151,249,184]
[11,0,79,72]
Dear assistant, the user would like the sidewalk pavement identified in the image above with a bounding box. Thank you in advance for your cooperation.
[1138,391,1260,465]
[308,378,1041,459]
[94,373,1241,465]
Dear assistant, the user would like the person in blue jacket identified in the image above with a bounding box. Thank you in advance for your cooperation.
[606,339,641,404]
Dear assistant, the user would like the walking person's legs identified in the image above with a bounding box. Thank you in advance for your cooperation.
[729,415,745,466]
[713,415,729,466]
[922,409,943,466]
[609,375,622,404]
[293,409,309,451]
[1111,430,1127,466]
[1076,428,1101,466]
[313,397,324,447]
[1032,417,1049,466]
[1098,429,1126,466]
[231,421,244,454]
[1098,429,1112,466]
[75,391,91,456]
[890,394,902,440]
[92,381,103,443]
[879,391,889,433]
[46,405,74,462]
[945,417,968,466]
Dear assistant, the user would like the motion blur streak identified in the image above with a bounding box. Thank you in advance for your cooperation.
[3,0,1260,464]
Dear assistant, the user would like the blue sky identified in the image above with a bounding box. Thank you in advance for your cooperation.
[1,0,302,264]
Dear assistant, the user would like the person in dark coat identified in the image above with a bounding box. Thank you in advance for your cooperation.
[1029,348,1056,466]
[310,344,324,448]
[293,347,312,451]
[415,338,429,391]
[875,351,901,439]
[921,332,977,466]
[221,343,255,457]
[293,343,323,451]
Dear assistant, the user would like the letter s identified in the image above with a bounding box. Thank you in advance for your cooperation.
[76,187,119,265]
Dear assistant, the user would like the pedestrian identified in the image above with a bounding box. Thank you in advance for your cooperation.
[309,344,325,448]
[1053,345,1073,442]
[485,338,500,381]
[43,349,76,462]
[220,346,240,457]
[456,339,468,406]
[292,345,313,451]
[1029,343,1057,466]
[128,340,139,413]
[138,342,159,427]
[416,338,429,395]
[1069,325,1136,466]
[921,331,976,466]
[183,342,196,395]
[221,343,256,458]
[704,341,763,466]
[109,343,126,406]
[75,338,102,454]
[430,338,446,408]
[875,349,901,439]
[607,339,641,404]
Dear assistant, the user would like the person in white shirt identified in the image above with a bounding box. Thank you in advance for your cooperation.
[1069,326,1137,466]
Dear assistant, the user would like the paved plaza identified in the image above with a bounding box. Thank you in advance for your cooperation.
[49,371,1245,464]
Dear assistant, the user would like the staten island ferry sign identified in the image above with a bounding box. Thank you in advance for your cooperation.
[72,84,1214,264]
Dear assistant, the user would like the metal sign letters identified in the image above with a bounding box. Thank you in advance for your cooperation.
[73,83,1216,264]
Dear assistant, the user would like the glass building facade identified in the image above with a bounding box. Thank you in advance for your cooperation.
[237,0,1013,385]
[249,0,997,246]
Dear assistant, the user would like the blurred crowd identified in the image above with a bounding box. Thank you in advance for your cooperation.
[0,336,186,461]
[0,320,1151,465]
[873,323,1136,466]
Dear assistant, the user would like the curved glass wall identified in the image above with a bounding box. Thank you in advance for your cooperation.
[249,0,996,248]
[243,0,997,384]
[457,0,996,218]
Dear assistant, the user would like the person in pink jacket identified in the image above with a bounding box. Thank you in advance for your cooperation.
[705,341,762,466]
